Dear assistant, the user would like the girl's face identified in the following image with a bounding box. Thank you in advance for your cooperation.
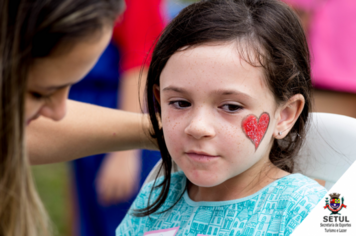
[157,42,281,188]
[25,27,112,125]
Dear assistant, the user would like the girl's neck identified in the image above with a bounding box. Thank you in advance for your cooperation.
[188,161,289,202]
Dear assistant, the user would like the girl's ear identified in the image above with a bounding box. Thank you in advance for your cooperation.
[153,85,161,105]
[274,94,305,139]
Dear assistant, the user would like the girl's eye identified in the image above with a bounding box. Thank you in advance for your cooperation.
[221,104,242,113]
[169,100,191,109]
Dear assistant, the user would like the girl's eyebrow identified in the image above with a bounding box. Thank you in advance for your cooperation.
[216,89,254,99]
[162,86,254,99]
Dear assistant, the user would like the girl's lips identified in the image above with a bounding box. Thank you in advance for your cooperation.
[186,152,219,162]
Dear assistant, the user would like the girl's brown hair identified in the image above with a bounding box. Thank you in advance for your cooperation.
[0,0,124,235]
[139,0,312,217]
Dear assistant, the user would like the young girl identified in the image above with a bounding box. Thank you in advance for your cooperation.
[116,0,327,235]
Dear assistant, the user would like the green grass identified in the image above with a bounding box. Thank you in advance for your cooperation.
[32,163,71,236]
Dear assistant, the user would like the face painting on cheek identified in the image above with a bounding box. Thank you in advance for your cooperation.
[242,112,270,151]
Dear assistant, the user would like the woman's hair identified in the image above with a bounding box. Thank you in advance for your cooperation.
[0,0,124,235]
[138,0,312,216]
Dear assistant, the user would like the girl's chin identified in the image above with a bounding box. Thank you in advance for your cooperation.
[184,170,227,188]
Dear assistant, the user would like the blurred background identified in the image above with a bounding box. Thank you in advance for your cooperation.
[32,0,356,235]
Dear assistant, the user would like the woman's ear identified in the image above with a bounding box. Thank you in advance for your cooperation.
[153,85,161,105]
[274,94,305,139]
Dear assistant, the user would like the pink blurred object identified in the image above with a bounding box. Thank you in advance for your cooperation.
[284,0,356,93]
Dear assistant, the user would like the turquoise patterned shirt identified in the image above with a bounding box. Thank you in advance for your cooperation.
[116,172,326,236]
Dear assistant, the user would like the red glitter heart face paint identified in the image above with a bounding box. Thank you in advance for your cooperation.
[242,112,270,150]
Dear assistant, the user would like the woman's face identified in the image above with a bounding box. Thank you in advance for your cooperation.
[25,27,112,125]
[157,42,281,188]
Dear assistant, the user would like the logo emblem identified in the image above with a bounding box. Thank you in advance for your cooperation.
[324,193,346,215]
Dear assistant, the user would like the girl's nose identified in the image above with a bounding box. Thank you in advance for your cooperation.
[184,109,216,139]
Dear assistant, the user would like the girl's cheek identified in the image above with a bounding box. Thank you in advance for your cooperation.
[162,114,182,155]
[218,120,256,157]
[241,112,270,152]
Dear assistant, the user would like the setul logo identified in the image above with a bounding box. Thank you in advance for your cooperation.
[324,193,347,215]
[321,193,351,233]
